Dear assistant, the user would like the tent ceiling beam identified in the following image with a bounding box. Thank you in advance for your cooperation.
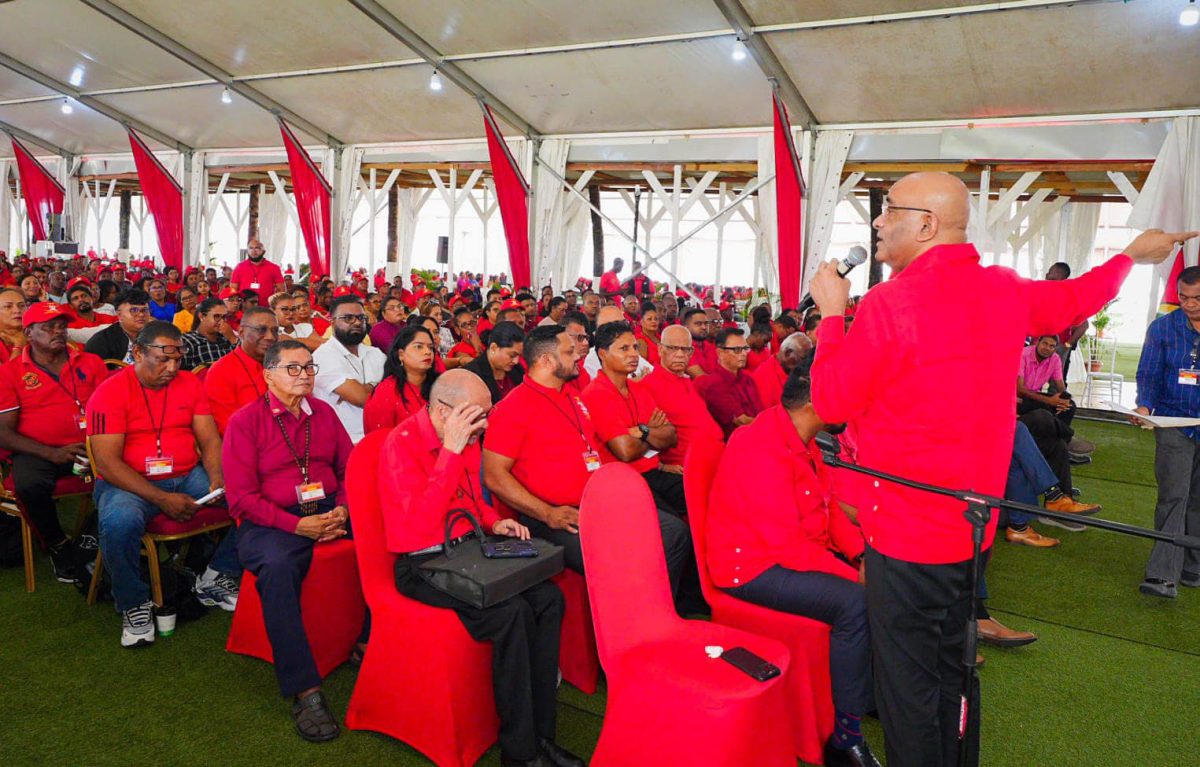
[0,120,68,156]
[0,51,191,152]
[710,0,815,129]
[77,0,342,147]
[753,0,1111,34]
[346,0,538,138]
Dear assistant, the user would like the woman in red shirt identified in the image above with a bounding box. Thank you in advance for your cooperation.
[634,300,661,367]
[364,325,439,434]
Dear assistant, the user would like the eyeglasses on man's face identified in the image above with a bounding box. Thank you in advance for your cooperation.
[268,363,320,377]
[335,314,368,325]
[718,345,750,353]
[144,343,185,358]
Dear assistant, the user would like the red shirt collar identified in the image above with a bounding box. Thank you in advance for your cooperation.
[896,243,981,281]
[19,345,81,368]
[411,406,442,453]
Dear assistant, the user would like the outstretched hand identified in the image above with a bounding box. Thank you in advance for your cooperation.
[1123,229,1200,265]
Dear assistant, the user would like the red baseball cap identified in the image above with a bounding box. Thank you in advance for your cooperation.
[500,298,523,311]
[218,287,237,299]
[718,301,732,312]
[66,276,92,291]
[22,301,69,328]
[332,285,354,297]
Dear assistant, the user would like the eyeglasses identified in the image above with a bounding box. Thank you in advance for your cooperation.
[125,306,150,315]
[882,202,934,216]
[268,363,319,376]
[144,343,185,358]
[566,332,589,343]
[209,313,228,322]
[275,305,297,313]
[718,346,751,353]
[242,324,278,335]
[335,314,367,325]
[661,344,694,354]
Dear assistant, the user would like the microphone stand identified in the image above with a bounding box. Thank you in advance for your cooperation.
[815,436,1200,767]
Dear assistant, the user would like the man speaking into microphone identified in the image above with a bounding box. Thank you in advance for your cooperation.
[807,171,1195,767]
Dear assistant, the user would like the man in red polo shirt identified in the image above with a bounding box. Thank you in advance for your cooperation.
[88,320,240,648]
[484,325,691,600]
[708,367,877,767]
[696,327,763,438]
[230,239,285,296]
[203,306,278,433]
[598,257,623,300]
[641,324,723,473]
[0,303,108,582]
[681,307,717,377]
[560,312,592,397]
[751,331,813,408]
[808,171,1196,767]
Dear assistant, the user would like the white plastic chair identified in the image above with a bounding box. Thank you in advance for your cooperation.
[1082,337,1124,407]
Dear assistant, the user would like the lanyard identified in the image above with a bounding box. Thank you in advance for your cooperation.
[31,357,84,411]
[1190,337,1200,369]
[528,383,592,450]
[610,375,643,425]
[138,379,171,457]
[269,395,312,483]
[233,351,268,397]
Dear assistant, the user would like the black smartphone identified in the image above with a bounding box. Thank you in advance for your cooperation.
[720,646,782,682]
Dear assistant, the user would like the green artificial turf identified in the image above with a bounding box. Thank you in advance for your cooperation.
[1,420,1197,766]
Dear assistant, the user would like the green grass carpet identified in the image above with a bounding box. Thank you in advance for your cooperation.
[1,420,1197,765]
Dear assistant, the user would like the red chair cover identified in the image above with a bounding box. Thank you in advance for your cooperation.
[145,504,231,536]
[343,430,499,767]
[2,472,93,497]
[684,440,835,764]
[551,569,600,694]
[225,537,366,678]
[580,463,794,767]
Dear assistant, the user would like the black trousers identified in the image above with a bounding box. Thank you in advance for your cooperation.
[865,546,980,767]
[1017,391,1076,430]
[642,467,687,515]
[12,453,73,544]
[1019,407,1073,494]
[395,555,563,762]
[727,564,873,715]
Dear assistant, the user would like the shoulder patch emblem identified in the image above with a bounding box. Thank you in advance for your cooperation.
[22,372,41,390]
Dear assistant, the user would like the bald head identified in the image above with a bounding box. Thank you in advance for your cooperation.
[661,324,690,345]
[430,368,490,408]
[596,305,624,327]
[779,330,814,372]
[659,323,694,375]
[874,172,971,273]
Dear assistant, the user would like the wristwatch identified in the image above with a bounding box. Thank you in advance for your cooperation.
[638,424,651,442]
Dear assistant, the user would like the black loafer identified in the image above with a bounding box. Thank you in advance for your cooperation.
[291,690,340,743]
[824,739,883,767]
[539,738,585,767]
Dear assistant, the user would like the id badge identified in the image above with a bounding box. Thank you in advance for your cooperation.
[250,281,260,290]
[76,413,87,431]
[296,481,327,504]
[1180,369,1200,386]
[583,450,602,473]
[145,456,174,476]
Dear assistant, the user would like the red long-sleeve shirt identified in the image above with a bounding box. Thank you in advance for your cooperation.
[812,244,1132,564]
[750,355,787,409]
[707,405,864,587]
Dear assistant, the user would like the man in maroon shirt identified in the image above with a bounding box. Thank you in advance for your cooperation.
[696,327,763,438]
[808,171,1195,767]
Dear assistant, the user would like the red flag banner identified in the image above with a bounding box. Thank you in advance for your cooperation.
[279,119,332,279]
[1159,246,1185,313]
[482,104,531,291]
[10,137,65,242]
[773,91,805,310]
[127,129,183,272]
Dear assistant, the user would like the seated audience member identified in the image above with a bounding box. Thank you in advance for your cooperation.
[0,303,109,582]
[66,282,116,344]
[224,340,364,742]
[181,297,235,370]
[802,309,822,345]
[477,300,501,339]
[681,308,718,377]
[146,279,176,322]
[751,331,814,407]
[620,294,641,325]
[560,312,592,397]
[537,296,568,327]
[642,325,724,473]
[367,295,407,353]
[0,288,27,361]
[745,322,774,370]
[1019,406,1086,524]
[634,300,662,367]
[221,288,244,331]
[697,327,764,438]
[407,314,450,373]
[382,370,583,767]
[313,296,386,443]
[204,306,278,434]
[172,286,199,334]
[84,289,151,364]
[583,305,652,378]
[446,307,484,368]
[1003,420,1101,547]
[708,368,879,767]
[579,291,600,334]
[87,321,240,647]
[484,326,692,602]
[272,292,322,352]
[496,303,526,329]
[464,320,525,405]
[771,313,799,353]
[582,322,685,514]
[292,288,331,337]
[1017,335,1076,429]
[363,326,438,434]
[517,292,540,333]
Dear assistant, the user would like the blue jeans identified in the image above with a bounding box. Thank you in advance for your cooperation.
[1005,421,1060,527]
[95,465,240,611]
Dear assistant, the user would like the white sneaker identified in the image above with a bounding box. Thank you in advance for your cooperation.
[194,567,238,612]
[121,601,156,648]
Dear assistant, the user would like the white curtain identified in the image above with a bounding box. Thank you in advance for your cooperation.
[0,161,10,255]
[395,187,430,280]
[802,129,855,291]
[755,135,780,300]
[186,151,207,268]
[1129,116,1200,273]
[1063,203,1102,273]
[258,183,290,271]
[531,138,570,290]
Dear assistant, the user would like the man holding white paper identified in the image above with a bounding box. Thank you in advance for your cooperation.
[1135,265,1200,598]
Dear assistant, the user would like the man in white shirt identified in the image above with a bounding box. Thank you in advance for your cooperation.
[312,296,385,443]
[583,305,653,379]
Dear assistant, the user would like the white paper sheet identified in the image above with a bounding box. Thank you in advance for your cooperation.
[1103,401,1200,429]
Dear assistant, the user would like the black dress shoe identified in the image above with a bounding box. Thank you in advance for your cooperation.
[499,753,551,767]
[539,738,586,767]
[291,691,340,743]
[823,739,882,767]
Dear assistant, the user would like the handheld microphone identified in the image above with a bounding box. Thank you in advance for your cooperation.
[796,246,868,313]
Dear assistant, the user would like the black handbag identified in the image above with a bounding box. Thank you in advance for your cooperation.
[418,508,564,609]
